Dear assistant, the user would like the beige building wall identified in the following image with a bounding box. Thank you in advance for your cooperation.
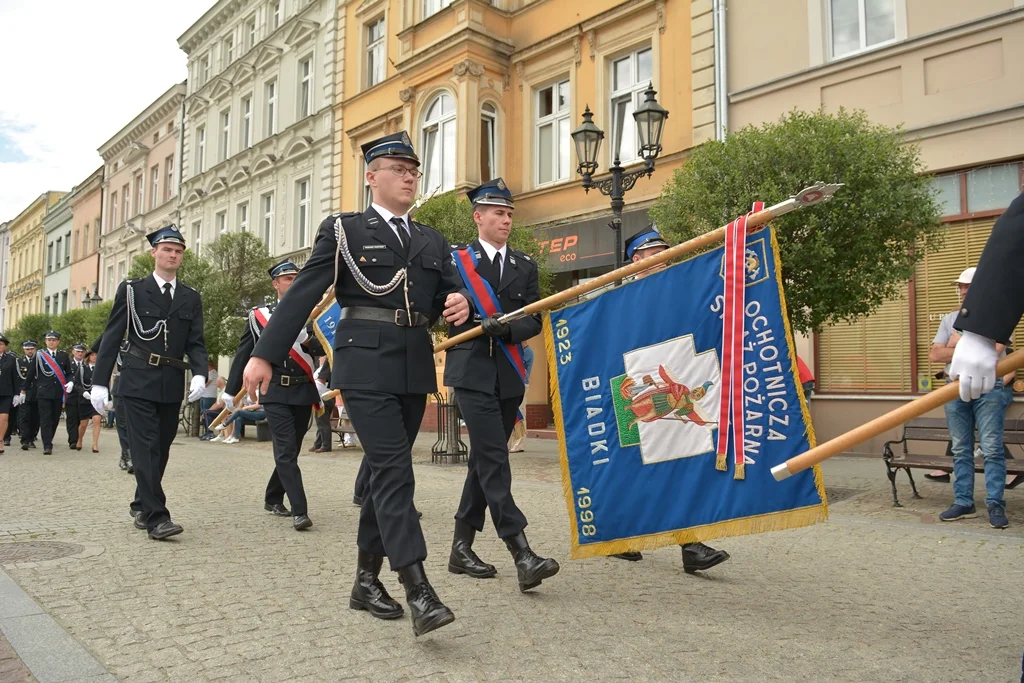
[68,167,104,310]
[724,2,1024,454]
[97,84,185,299]
[6,192,66,328]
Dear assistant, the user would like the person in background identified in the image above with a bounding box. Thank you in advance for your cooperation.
[507,344,535,454]
[76,350,102,453]
[199,360,219,438]
[200,377,228,440]
[17,340,39,450]
[0,334,20,455]
[65,343,86,450]
[214,396,265,444]
[312,356,335,453]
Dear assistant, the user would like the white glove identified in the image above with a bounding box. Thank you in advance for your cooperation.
[187,375,207,403]
[91,386,109,415]
[950,330,999,402]
[83,391,92,400]
[315,381,328,399]
[64,381,74,393]
[222,394,235,412]
[12,394,22,408]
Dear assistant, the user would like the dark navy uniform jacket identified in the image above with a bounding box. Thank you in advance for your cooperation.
[24,350,72,400]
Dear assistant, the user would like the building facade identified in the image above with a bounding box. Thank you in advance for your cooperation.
[334,0,695,425]
[0,222,10,333]
[68,167,104,310]
[177,0,338,265]
[7,192,66,329]
[723,0,1024,452]
[42,193,74,316]
[97,84,185,300]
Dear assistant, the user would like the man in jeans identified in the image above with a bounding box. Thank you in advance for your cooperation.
[931,267,1012,529]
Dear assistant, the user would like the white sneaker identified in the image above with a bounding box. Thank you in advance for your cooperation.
[210,434,223,443]
[223,436,239,444]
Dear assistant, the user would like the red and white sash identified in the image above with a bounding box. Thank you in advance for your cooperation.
[251,307,321,412]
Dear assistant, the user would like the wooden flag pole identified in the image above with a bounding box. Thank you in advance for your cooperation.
[771,349,1024,481]
[433,182,842,354]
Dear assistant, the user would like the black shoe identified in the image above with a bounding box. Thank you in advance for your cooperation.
[20,444,28,451]
[264,502,291,517]
[29,442,36,449]
[148,521,183,540]
[133,513,146,530]
[924,471,951,482]
[43,449,52,455]
[612,552,644,561]
[681,542,730,573]
[448,521,497,578]
[349,550,404,620]
[398,562,455,636]
[118,455,128,471]
[126,459,134,474]
[1007,474,1024,490]
[293,514,312,531]
[504,532,559,592]
[352,494,362,506]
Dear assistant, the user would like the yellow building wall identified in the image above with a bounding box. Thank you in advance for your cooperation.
[7,192,65,329]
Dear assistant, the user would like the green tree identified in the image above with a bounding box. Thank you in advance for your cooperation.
[83,302,114,347]
[649,108,943,333]
[412,191,554,296]
[8,314,52,351]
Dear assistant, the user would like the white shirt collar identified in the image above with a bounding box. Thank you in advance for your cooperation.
[371,203,411,240]
[152,272,177,297]
[477,238,507,264]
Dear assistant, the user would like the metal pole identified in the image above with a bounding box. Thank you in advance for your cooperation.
[608,159,625,269]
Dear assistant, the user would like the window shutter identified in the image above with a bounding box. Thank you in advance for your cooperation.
[818,284,911,393]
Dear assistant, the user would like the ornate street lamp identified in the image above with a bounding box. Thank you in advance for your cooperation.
[82,287,102,310]
[571,86,669,268]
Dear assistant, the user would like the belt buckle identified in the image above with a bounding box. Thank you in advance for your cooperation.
[147,353,161,366]
[394,310,407,327]
[280,375,291,387]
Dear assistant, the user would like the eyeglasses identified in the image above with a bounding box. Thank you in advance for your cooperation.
[374,165,424,180]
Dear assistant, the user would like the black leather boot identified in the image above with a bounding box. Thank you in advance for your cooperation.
[349,550,403,619]
[398,562,455,636]
[448,520,497,578]
[504,531,559,592]
[612,552,643,561]
[681,542,730,574]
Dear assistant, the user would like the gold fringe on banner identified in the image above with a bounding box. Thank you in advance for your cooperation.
[715,453,727,471]
[734,460,745,480]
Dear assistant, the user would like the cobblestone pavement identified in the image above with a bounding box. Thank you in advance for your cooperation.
[0,428,1022,682]
[0,632,37,683]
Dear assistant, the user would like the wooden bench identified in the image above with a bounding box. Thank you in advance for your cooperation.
[882,417,1024,506]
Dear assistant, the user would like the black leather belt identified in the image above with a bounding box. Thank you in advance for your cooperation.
[273,374,310,387]
[123,346,190,370]
[340,306,430,327]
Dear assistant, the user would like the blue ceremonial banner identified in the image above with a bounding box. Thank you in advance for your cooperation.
[312,300,342,367]
[544,226,827,559]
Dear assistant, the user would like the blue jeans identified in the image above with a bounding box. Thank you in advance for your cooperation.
[224,409,265,439]
[199,397,216,434]
[944,380,1012,508]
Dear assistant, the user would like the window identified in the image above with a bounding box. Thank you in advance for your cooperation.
[150,165,159,210]
[421,92,456,194]
[362,160,373,209]
[265,80,277,137]
[366,17,385,88]
[610,47,652,164]
[105,265,114,297]
[153,132,159,144]
[195,125,206,174]
[245,16,257,50]
[481,102,497,183]
[220,109,231,162]
[191,221,202,255]
[109,191,118,228]
[241,95,253,149]
[165,155,174,202]
[121,184,129,222]
[535,80,570,185]
[117,260,126,283]
[134,172,144,215]
[55,238,62,268]
[84,224,90,256]
[829,0,896,59]
[199,54,210,85]
[261,192,275,247]
[298,56,313,119]
[71,291,77,309]
[44,296,50,313]
[423,0,451,19]
[64,231,70,266]
[223,35,235,67]
[928,162,1023,219]
[271,1,281,30]
[47,242,53,273]
[296,177,311,248]
[237,202,249,232]
[61,290,67,314]
[216,210,227,237]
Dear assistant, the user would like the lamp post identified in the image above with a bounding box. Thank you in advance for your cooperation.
[82,287,102,310]
[571,85,669,268]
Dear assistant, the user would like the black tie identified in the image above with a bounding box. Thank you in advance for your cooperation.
[391,217,409,255]
[162,282,173,309]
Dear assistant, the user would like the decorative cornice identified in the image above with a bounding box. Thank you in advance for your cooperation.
[98,85,185,160]
[573,35,581,67]
[587,30,596,61]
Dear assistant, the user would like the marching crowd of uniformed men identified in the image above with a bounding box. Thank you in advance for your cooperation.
[56,131,727,638]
